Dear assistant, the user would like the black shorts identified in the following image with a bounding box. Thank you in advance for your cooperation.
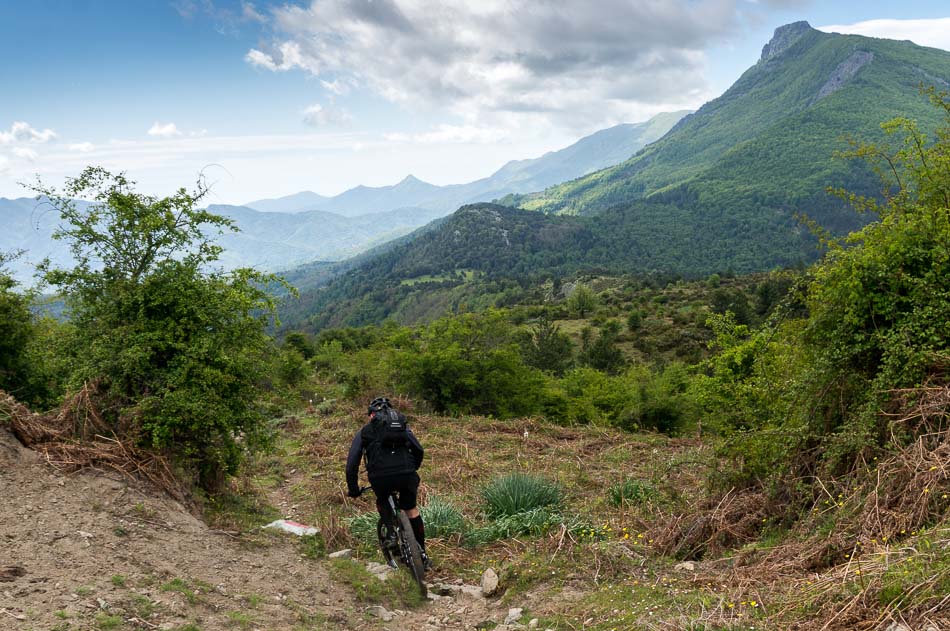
[370,472,420,518]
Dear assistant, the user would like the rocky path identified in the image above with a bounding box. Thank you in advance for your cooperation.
[0,430,541,630]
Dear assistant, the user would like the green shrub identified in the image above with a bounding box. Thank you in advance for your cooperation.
[33,168,284,491]
[481,472,562,518]
[395,310,548,417]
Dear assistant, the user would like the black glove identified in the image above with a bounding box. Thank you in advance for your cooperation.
[347,488,362,498]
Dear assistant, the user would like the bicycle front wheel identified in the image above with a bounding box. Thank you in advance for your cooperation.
[396,511,427,597]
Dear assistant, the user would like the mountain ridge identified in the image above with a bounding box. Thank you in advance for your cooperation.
[505,22,950,216]
[281,22,950,331]
[1,114,686,285]
[242,112,689,217]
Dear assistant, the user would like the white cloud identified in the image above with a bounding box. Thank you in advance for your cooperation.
[147,122,183,138]
[0,121,57,144]
[246,0,756,131]
[246,41,304,71]
[175,0,267,35]
[385,124,507,144]
[12,147,39,162]
[241,2,267,23]
[320,78,350,95]
[69,142,96,152]
[818,18,950,52]
[0,154,9,174]
[302,103,352,127]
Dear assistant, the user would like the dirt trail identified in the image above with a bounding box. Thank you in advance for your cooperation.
[0,430,519,630]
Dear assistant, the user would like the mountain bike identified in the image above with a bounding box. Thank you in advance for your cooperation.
[360,486,427,597]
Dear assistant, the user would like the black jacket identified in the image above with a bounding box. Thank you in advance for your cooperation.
[346,421,424,496]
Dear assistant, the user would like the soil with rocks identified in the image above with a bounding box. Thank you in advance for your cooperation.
[0,429,539,630]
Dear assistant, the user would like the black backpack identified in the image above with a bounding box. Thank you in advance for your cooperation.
[362,406,414,477]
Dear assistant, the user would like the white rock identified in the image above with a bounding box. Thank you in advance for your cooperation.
[367,605,394,622]
[365,561,394,579]
[528,619,539,629]
[327,549,352,560]
[674,561,696,572]
[505,607,524,625]
[459,584,487,600]
[480,567,500,596]
[263,519,320,536]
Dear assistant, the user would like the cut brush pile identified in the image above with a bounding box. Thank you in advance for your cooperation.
[0,387,189,503]
[655,380,950,630]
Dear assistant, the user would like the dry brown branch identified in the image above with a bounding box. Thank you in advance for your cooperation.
[0,388,190,503]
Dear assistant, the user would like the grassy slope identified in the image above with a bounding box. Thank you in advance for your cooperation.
[239,403,948,630]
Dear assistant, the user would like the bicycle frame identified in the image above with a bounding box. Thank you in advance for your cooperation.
[359,486,427,596]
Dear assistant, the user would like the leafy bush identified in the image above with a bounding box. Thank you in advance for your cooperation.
[0,253,52,407]
[33,168,284,491]
[518,315,574,376]
[696,90,950,496]
[620,362,696,435]
[481,472,562,518]
[395,310,548,417]
[578,320,625,374]
[555,364,695,435]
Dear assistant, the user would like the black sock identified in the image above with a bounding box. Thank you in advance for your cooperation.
[409,515,425,549]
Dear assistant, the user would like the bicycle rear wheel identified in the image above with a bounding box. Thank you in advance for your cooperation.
[396,511,427,597]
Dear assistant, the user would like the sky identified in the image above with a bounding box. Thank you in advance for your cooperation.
[1,0,949,205]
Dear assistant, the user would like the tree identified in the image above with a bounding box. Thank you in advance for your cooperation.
[626,309,643,332]
[566,283,597,318]
[284,331,316,359]
[710,287,752,325]
[579,320,626,374]
[0,251,37,403]
[520,315,574,376]
[34,167,286,491]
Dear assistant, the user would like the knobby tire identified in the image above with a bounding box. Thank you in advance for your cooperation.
[396,510,427,597]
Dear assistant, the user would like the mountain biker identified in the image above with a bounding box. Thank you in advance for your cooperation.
[345,396,430,569]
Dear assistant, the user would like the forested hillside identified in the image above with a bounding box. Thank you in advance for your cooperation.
[283,23,950,332]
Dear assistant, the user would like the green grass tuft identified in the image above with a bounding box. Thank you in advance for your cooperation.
[607,478,658,507]
[421,495,467,538]
[482,472,562,518]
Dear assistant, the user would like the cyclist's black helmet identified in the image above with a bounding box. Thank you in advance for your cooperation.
[368,396,391,414]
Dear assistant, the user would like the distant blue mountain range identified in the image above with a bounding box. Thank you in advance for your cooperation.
[0,111,687,285]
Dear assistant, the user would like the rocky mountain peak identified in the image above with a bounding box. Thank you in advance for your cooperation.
[760,21,814,62]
